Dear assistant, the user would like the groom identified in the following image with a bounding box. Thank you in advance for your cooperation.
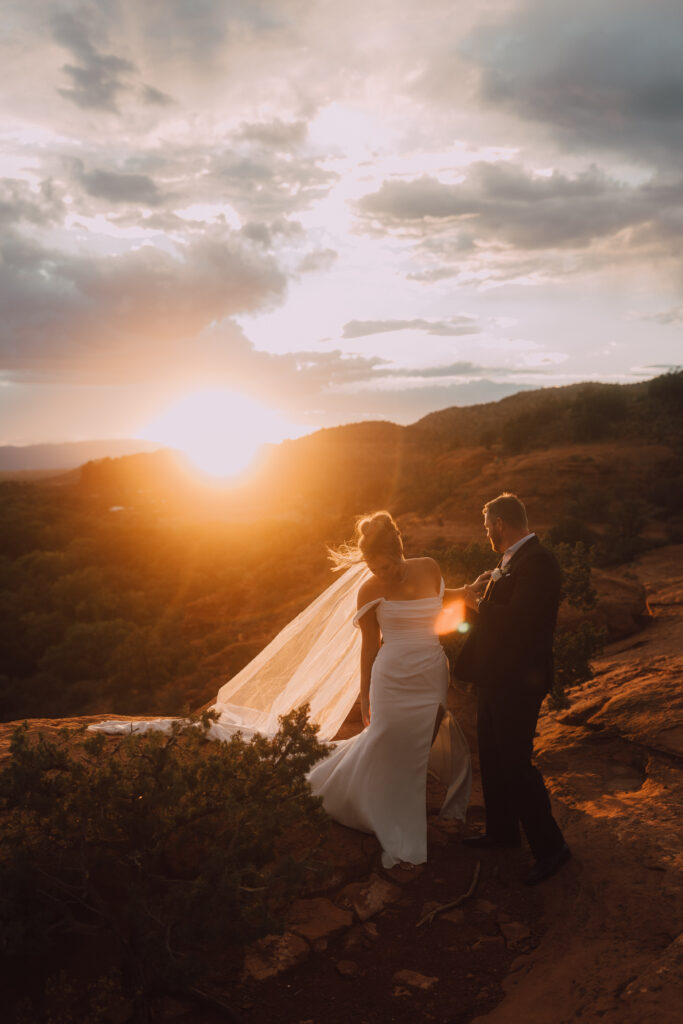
[455,493,571,885]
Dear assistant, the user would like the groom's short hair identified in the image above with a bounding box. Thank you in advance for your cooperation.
[483,493,528,530]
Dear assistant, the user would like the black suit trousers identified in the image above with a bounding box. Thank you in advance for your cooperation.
[477,684,565,860]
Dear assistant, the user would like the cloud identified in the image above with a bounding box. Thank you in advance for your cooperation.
[139,84,174,106]
[297,248,338,273]
[74,163,163,206]
[342,316,480,339]
[358,163,666,250]
[357,160,683,285]
[464,0,683,164]
[237,119,309,149]
[52,11,136,112]
[0,178,65,228]
[0,228,287,377]
[640,307,683,325]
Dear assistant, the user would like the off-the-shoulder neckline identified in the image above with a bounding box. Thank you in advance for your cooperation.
[357,577,444,608]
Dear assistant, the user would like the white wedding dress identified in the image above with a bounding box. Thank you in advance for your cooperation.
[307,579,471,868]
[89,565,471,868]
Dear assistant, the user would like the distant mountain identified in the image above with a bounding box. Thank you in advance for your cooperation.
[0,439,167,472]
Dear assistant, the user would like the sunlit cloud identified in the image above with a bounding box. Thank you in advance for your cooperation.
[0,0,681,446]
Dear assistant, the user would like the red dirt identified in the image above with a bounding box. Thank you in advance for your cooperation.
[2,545,680,1024]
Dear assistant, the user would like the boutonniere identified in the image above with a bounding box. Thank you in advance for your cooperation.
[490,566,511,582]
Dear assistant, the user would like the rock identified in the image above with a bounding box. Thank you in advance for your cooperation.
[499,921,532,949]
[420,900,443,920]
[559,569,651,641]
[471,935,505,951]
[442,908,466,925]
[393,969,439,991]
[342,924,373,951]
[336,959,360,978]
[242,931,310,981]
[338,872,402,921]
[474,899,498,915]
[286,897,353,942]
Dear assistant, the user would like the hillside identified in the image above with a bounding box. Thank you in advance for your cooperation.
[0,439,166,472]
[1,544,680,1024]
[1,372,681,725]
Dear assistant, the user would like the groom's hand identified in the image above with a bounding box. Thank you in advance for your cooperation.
[471,571,492,592]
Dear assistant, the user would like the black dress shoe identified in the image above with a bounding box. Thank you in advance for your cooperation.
[524,843,572,885]
[462,835,522,849]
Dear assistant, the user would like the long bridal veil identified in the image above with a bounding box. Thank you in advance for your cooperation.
[90,562,371,742]
[89,560,470,817]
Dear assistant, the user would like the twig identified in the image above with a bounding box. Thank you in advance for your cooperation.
[186,986,246,1023]
[416,859,481,927]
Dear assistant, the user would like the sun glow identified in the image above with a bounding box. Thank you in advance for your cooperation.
[435,600,467,636]
[137,388,306,478]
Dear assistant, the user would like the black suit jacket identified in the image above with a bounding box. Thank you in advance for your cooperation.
[454,535,562,693]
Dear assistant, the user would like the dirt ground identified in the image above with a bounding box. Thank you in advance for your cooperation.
[231,544,683,1024]
[2,546,680,1024]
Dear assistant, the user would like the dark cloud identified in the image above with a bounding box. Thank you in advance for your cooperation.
[212,150,337,218]
[644,307,683,325]
[75,164,163,206]
[297,248,338,273]
[0,178,64,227]
[342,316,479,339]
[0,228,287,376]
[140,84,174,106]
[237,119,308,149]
[52,11,135,112]
[464,0,683,164]
[242,219,306,247]
[387,361,508,379]
[358,163,662,249]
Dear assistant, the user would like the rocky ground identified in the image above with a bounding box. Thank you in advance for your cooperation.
[1,545,680,1024]
[232,544,682,1024]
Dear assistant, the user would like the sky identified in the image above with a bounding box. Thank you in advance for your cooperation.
[1,0,682,472]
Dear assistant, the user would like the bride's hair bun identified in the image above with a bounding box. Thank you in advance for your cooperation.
[357,511,403,560]
[328,510,403,570]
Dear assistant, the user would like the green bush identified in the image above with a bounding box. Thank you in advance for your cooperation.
[552,622,606,709]
[0,707,330,1021]
[548,542,602,708]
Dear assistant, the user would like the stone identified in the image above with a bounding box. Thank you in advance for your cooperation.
[473,899,498,915]
[499,921,532,948]
[287,897,353,942]
[420,900,443,920]
[336,959,360,978]
[442,908,466,925]
[471,935,505,951]
[242,931,310,981]
[393,969,439,991]
[338,872,402,921]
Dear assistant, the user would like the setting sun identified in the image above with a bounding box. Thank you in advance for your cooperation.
[136,388,306,478]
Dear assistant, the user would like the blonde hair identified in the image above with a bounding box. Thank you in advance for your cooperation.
[328,510,403,571]
[483,493,529,531]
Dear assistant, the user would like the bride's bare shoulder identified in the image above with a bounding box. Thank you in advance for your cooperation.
[407,555,441,582]
[358,576,382,606]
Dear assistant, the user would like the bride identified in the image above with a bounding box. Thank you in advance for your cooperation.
[89,510,471,872]
[307,511,471,872]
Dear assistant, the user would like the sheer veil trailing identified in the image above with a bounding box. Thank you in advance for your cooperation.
[90,562,371,742]
[90,560,471,819]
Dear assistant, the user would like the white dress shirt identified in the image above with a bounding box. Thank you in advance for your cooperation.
[500,532,536,569]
